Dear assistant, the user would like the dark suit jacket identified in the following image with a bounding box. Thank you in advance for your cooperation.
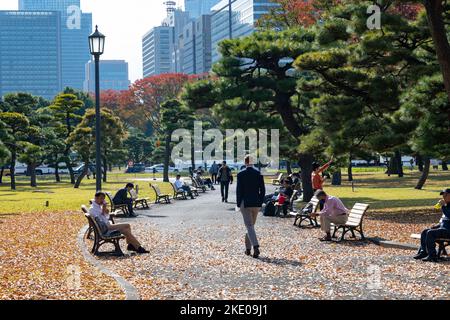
[113,188,129,204]
[236,166,266,208]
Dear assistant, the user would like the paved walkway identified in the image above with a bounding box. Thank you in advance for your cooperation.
[97,184,449,300]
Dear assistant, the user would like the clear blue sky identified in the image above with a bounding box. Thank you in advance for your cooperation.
[0,0,183,82]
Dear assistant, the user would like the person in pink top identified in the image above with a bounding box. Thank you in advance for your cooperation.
[310,190,349,241]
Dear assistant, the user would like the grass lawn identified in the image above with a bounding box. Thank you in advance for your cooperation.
[0,168,447,215]
[0,172,179,214]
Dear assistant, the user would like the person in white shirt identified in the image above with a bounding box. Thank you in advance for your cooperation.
[89,192,149,254]
[174,175,195,199]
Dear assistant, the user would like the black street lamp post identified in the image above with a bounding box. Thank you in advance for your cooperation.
[88,25,105,191]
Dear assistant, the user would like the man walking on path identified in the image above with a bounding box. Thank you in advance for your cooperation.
[218,161,233,202]
[236,155,266,258]
[209,161,219,184]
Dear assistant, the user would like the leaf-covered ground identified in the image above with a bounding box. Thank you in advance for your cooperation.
[96,185,449,300]
[0,212,124,300]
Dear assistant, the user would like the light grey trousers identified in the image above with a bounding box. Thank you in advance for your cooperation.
[240,206,260,249]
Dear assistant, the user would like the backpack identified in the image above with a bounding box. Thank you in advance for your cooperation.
[263,202,276,216]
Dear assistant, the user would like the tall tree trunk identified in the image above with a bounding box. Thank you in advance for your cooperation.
[424,0,450,103]
[416,155,424,172]
[64,152,75,184]
[191,143,195,175]
[102,154,107,183]
[29,164,37,188]
[74,162,88,189]
[163,134,171,183]
[54,166,61,183]
[0,167,4,184]
[299,153,313,202]
[348,154,353,182]
[415,157,431,190]
[395,150,403,177]
[10,152,16,190]
[442,160,448,171]
[286,160,292,175]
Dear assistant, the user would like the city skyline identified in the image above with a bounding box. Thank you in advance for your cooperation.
[0,0,179,82]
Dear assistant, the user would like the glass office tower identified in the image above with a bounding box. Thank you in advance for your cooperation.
[19,0,92,91]
[84,60,131,93]
[142,26,175,77]
[0,11,62,99]
[185,0,221,19]
[211,0,277,63]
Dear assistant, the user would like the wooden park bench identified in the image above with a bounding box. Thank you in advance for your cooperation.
[272,173,284,186]
[81,205,125,256]
[410,233,449,259]
[290,197,320,228]
[150,183,171,204]
[331,203,370,241]
[191,177,207,193]
[105,192,130,217]
[128,189,150,209]
[170,182,188,200]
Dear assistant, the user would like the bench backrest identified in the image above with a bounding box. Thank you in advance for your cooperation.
[290,190,299,203]
[190,177,200,188]
[105,192,115,211]
[150,183,162,196]
[347,203,370,226]
[310,197,319,213]
[82,206,103,238]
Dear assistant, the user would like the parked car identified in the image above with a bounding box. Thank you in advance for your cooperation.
[73,164,96,175]
[125,163,146,173]
[145,164,178,173]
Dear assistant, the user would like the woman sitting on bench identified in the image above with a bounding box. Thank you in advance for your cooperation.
[90,192,149,254]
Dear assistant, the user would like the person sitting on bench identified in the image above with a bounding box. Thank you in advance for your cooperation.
[279,179,294,216]
[414,188,450,262]
[310,190,349,242]
[90,192,149,254]
[196,170,215,190]
[113,183,136,217]
[174,175,195,199]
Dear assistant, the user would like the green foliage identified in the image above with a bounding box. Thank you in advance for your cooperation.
[400,74,450,159]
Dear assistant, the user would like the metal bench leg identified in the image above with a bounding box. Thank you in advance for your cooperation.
[113,240,124,256]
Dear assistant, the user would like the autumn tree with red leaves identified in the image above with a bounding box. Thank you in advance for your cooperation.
[120,73,195,133]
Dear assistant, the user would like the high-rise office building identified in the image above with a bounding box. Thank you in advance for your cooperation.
[142,26,175,77]
[211,0,277,63]
[175,15,212,75]
[184,0,221,19]
[84,60,130,93]
[19,0,92,91]
[0,11,62,99]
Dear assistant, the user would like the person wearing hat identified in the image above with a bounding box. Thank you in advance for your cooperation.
[414,188,450,262]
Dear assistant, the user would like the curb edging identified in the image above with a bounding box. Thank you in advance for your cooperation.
[368,237,419,251]
[77,225,141,300]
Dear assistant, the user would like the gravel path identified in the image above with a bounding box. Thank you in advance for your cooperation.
[98,184,449,300]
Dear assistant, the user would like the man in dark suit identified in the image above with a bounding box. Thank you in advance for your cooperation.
[113,183,136,217]
[236,155,266,258]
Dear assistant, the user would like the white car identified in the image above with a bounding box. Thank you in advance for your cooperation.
[145,164,178,173]
[13,162,69,175]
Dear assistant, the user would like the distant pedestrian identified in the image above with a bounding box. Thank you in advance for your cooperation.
[236,155,266,258]
[218,161,233,202]
[209,161,219,184]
